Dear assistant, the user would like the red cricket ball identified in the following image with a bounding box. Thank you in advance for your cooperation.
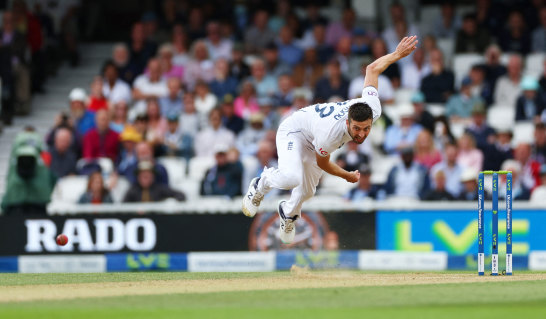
[56,234,68,246]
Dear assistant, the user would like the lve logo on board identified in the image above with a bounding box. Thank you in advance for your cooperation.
[25,218,157,252]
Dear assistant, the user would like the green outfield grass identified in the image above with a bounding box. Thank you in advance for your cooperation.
[0,272,545,319]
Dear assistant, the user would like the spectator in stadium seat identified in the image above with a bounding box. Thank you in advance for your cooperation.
[236,112,268,158]
[336,140,369,172]
[423,170,455,201]
[478,45,506,98]
[272,74,294,108]
[121,142,168,186]
[179,92,200,137]
[234,81,260,120]
[292,48,325,89]
[314,59,349,102]
[144,99,167,147]
[467,65,493,106]
[247,58,278,99]
[276,26,304,68]
[229,43,251,81]
[498,10,531,55]
[88,76,109,112]
[127,22,157,77]
[344,165,382,201]
[157,43,183,80]
[351,27,371,56]
[325,7,356,47]
[371,38,400,88]
[348,59,394,103]
[117,126,142,176]
[432,116,456,151]
[456,133,484,173]
[67,88,95,136]
[414,130,442,171]
[204,21,233,61]
[186,7,206,43]
[171,24,190,67]
[159,77,183,118]
[258,96,280,131]
[515,77,545,122]
[499,159,530,200]
[209,58,239,100]
[220,94,245,136]
[124,160,185,202]
[482,129,514,171]
[184,40,215,90]
[532,7,546,52]
[244,9,276,55]
[532,123,546,164]
[457,168,479,201]
[200,144,243,198]
[83,109,120,163]
[132,58,168,115]
[162,114,193,160]
[194,80,218,126]
[420,48,454,103]
[194,108,235,158]
[433,2,461,39]
[102,60,132,104]
[78,171,113,204]
[333,36,354,78]
[514,142,541,190]
[446,77,486,121]
[383,104,424,154]
[494,54,523,107]
[381,3,420,55]
[401,48,431,90]
[465,102,496,150]
[306,23,335,64]
[111,43,136,85]
[430,142,464,198]
[455,13,491,53]
[411,92,435,134]
[385,147,430,200]
[49,128,78,179]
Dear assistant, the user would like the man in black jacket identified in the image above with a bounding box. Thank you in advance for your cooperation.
[124,161,185,202]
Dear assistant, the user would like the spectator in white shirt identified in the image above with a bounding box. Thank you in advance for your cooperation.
[401,48,431,90]
[194,80,218,128]
[102,60,132,104]
[430,142,464,197]
[132,58,168,117]
[194,108,235,158]
[204,21,233,61]
[494,54,523,107]
[348,60,394,103]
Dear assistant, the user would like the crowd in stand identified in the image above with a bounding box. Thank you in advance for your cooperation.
[4,0,546,214]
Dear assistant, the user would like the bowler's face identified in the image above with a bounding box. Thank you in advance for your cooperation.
[347,119,372,144]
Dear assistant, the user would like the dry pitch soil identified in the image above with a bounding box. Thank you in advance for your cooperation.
[2,269,546,303]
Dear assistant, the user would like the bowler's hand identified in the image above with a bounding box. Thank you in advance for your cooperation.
[345,170,361,183]
[395,36,418,59]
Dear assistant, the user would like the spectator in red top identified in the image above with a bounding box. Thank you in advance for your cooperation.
[88,76,109,112]
[83,109,120,162]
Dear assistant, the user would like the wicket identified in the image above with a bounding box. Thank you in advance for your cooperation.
[478,171,512,276]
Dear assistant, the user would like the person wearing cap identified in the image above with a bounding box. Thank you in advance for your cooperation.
[383,103,424,154]
[446,77,486,121]
[457,168,480,201]
[117,126,142,175]
[162,113,193,159]
[209,58,239,100]
[124,160,185,203]
[411,91,435,133]
[200,144,243,198]
[351,27,370,56]
[67,87,96,136]
[467,65,493,105]
[220,94,245,135]
[236,112,267,157]
[344,165,382,201]
[1,139,55,215]
[385,146,430,199]
[420,48,455,103]
[243,36,418,244]
[515,76,545,122]
[465,101,496,151]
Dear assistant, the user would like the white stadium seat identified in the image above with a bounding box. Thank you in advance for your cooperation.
[513,122,536,145]
[394,88,415,104]
[109,176,131,203]
[453,54,483,88]
[370,155,400,185]
[524,53,544,79]
[486,105,515,132]
[51,175,88,204]
[188,156,215,181]
[158,157,187,187]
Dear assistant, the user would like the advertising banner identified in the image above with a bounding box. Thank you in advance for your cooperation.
[276,250,359,270]
[376,210,546,256]
[106,253,188,272]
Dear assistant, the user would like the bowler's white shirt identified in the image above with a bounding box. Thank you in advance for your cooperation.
[280,86,381,157]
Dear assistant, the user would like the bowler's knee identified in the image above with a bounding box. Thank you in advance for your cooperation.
[282,172,301,189]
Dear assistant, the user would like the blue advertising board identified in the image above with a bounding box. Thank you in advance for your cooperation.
[377,210,546,256]
[276,250,359,270]
[106,253,188,271]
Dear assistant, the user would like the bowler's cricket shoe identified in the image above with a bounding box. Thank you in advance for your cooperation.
[278,200,298,244]
[242,177,264,217]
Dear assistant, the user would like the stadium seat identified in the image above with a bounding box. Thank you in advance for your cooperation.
[427,103,445,117]
[453,54,483,88]
[172,179,201,201]
[76,157,114,177]
[418,6,441,35]
[319,173,354,196]
[158,157,187,187]
[486,105,515,132]
[513,122,535,145]
[188,156,215,181]
[241,156,259,193]
[524,53,545,79]
[51,175,88,204]
[394,88,415,104]
[437,38,455,68]
[109,176,131,203]
[370,154,400,185]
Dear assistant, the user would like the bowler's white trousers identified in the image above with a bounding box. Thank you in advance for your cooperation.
[259,127,323,218]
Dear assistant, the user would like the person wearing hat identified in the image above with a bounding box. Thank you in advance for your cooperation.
[1,139,55,215]
[411,91,435,133]
[383,103,424,154]
[117,126,142,174]
[123,160,185,203]
[67,87,96,136]
[446,77,485,121]
[162,113,193,159]
[465,101,496,151]
[243,36,418,244]
[457,168,480,201]
[515,76,545,122]
[220,94,245,135]
[344,164,383,201]
[200,144,243,198]
[236,112,267,157]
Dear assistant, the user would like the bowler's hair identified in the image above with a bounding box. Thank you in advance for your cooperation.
[348,102,373,122]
